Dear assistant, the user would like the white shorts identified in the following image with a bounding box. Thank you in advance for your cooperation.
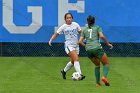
[65,45,79,55]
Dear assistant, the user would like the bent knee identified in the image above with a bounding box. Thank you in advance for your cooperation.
[74,58,79,61]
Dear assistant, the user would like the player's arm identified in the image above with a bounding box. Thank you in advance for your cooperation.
[99,32,113,49]
[78,30,82,36]
[49,25,64,46]
[49,32,59,46]
[76,22,82,36]
[79,36,86,47]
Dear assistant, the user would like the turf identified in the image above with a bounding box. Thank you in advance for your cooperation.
[0,57,140,93]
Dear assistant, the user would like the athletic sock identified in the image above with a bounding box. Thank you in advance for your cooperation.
[95,66,100,84]
[74,61,82,74]
[103,64,109,77]
[64,61,73,72]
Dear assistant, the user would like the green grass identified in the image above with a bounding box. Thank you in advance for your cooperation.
[0,57,140,93]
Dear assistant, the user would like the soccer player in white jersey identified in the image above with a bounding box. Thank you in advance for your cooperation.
[49,13,85,80]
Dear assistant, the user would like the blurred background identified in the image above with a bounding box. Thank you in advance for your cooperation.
[0,0,140,57]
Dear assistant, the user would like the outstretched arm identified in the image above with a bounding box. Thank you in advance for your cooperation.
[99,32,113,49]
[49,32,59,46]
[79,36,86,47]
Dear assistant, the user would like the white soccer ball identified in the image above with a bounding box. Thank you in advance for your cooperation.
[72,72,81,81]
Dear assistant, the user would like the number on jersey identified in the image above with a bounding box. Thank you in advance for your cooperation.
[88,29,93,39]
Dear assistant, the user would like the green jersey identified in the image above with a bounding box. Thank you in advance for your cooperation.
[82,25,103,51]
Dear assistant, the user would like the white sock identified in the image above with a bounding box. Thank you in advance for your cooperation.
[74,61,82,74]
[64,61,73,72]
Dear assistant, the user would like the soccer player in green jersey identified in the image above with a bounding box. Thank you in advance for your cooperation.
[79,15,113,86]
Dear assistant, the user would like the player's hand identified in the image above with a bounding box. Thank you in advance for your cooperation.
[49,40,52,46]
[107,43,113,49]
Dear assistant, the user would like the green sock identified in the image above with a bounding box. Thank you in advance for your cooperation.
[95,66,100,84]
[103,64,109,77]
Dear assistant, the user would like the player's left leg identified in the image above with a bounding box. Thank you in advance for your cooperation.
[90,57,102,86]
[68,50,85,80]
[61,61,74,79]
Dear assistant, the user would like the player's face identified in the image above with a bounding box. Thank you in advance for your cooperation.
[65,14,73,25]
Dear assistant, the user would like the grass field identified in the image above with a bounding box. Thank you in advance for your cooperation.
[0,57,140,93]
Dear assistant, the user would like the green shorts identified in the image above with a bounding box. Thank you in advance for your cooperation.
[86,48,104,59]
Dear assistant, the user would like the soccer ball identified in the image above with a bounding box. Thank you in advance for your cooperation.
[72,72,81,80]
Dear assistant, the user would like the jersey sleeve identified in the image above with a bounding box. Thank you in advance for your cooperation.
[77,24,82,32]
[98,26,103,32]
[74,22,81,32]
[56,25,64,34]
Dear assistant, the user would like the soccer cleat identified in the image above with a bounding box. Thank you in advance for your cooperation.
[61,70,66,79]
[96,83,102,87]
[80,74,86,80]
[102,76,110,86]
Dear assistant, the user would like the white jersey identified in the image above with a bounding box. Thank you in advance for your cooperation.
[56,22,81,46]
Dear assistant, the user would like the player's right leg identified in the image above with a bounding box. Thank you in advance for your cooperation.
[61,46,75,79]
[99,53,110,86]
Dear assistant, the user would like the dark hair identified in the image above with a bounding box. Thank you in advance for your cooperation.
[87,15,95,25]
[64,13,73,20]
